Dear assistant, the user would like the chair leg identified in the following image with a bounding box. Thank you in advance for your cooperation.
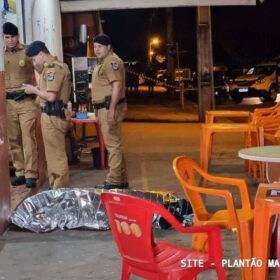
[192,232,208,252]
[216,266,227,280]
[121,261,131,280]
[277,216,280,280]
[237,222,253,280]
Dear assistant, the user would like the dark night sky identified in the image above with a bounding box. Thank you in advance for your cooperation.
[100,0,280,71]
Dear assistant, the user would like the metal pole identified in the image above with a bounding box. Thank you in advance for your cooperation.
[176,42,180,68]
[0,1,12,234]
[166,8,174,84]
[179,82,185,110]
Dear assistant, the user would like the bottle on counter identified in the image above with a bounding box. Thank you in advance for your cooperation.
[67,101,72,115]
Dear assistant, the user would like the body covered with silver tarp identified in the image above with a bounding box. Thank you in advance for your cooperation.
[11,189,193,233]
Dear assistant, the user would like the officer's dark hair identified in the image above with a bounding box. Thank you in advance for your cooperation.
[3,22,18,36]
[26,41,50,57]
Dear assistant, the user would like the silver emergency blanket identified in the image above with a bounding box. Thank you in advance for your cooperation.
[11,188,193,233]
[10,188,109,233]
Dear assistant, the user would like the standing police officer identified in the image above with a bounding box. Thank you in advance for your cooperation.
[23,41,71,189]
[92,34,128,190]
[3,22,38,188]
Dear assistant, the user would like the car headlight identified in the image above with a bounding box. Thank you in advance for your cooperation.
[256,78,266,84]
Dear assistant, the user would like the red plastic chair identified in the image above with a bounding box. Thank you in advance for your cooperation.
[101,192,226,280]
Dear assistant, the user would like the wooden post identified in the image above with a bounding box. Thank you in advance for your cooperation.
[0,11,11,235]
[179,82,185,110]
[196,6,215,122]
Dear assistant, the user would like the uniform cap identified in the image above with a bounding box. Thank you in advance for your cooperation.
[93,34,111,46]
[3,22,18,35]
[26,41,47,57]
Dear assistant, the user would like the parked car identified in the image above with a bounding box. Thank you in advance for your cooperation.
[229,63,278,103]
[188,66,230,102]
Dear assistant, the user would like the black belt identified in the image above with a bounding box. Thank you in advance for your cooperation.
[93,97,126,110]
[6,91,35,101]
[41,103,67,112]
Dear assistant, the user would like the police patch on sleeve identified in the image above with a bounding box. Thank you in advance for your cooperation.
[111,62,119,71]
[47,72,55,81]
[18,59,25,67]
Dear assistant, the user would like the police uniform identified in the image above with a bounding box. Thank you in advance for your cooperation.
[91,52,127,186]
[39,56,71,188]
[4,43,38,181]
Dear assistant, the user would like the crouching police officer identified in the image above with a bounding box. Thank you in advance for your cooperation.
[3,22,38,188]
[92,34,128,190]
[23,41,71,189]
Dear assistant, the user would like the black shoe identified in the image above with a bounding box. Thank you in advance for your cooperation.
[122,182,129,189]
[95,181,129,190]
[11,176,26,186]
[26,178,37,188]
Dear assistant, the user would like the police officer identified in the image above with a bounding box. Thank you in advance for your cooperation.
[92,34,128,190]
[3,22,38,188]
[23,41,71,189]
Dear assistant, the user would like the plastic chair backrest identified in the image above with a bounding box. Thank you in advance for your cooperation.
[101,192,156,265]
[173,156,209,217]
[267,162,280,183]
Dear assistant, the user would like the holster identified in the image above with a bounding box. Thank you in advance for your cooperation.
[92,96,125,111]
[104,96,111,110]
[41,100,66,118]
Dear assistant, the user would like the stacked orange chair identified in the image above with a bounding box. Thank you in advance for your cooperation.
[173,156,254,280]
[204,103,280,181]
[253,183,280,280]
[248,109,280,181]
[101,192,226,280]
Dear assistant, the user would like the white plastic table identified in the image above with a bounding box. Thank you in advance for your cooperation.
[239,147,280,279]
[238,145,280,183]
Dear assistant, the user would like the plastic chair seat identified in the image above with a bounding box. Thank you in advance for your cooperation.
[205,208,254,225]
[154,241,208,269]
[101,192,226,280]
[194,208,253,224]
[173,156,253,280]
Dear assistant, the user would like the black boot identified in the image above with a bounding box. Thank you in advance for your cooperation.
[11,176,26,186]
[26,178,37,188]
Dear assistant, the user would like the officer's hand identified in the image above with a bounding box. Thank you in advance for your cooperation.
[107,109,116,125]
[23,84,36,95]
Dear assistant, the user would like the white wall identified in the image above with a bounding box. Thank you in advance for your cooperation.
[24,0,63,60]
[0,0,4,71]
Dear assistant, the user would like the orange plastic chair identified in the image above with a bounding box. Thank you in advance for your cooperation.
[247,115,280,181]
[200,123,262,173]
[264,128,280,145]
[205,110,251,124]
[251,102,280,124]
[173,156,254,280]
[101,192,226,280]
[205,102,280,125]
[253,183,280,280]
